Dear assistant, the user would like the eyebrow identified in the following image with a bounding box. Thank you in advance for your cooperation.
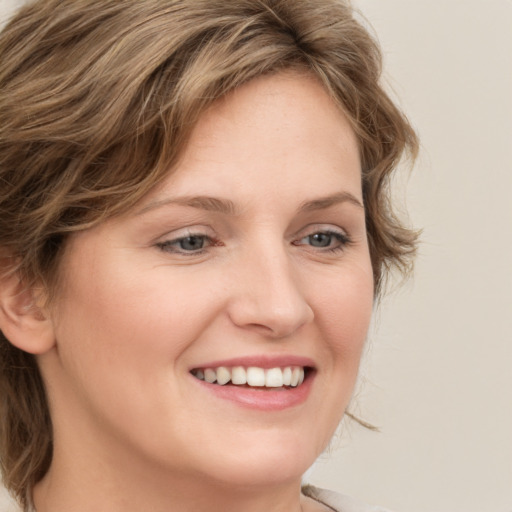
[298,192,364,212]
[136,191,363,217]
[136,195,239,216]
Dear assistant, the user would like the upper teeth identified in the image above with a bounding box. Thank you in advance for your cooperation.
[192,366,305,388]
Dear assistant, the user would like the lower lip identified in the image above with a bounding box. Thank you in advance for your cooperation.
[193,373,314,411]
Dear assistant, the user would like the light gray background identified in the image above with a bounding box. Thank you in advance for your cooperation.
[1,1,511,511]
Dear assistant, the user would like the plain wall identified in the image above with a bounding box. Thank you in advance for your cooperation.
[1,1,511,511]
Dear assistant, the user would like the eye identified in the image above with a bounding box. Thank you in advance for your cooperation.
[157,234,215,254]
[176,235,207,251]
[295,229,351,252]
[306,232,335,248]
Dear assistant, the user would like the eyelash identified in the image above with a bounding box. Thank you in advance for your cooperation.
[156,234,218,255]
[156,229,351,256]
[294,230,352,253]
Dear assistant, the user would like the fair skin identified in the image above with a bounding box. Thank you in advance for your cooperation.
[26,73,374,511]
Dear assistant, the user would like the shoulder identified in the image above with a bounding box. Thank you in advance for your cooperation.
[302,484,396,512]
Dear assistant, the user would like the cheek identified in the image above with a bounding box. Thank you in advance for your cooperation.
[316,267,374,365]
[47,264,204,432]
[53,257,223,379]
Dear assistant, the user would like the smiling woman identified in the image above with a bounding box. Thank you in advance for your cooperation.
[0,1,417,511]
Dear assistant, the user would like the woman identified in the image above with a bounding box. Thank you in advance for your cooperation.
[0,1,418,511]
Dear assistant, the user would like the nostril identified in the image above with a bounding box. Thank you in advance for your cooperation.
[225,256,314,337]
[228,301,313,339]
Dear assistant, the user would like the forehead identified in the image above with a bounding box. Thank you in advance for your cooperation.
[142,72,362,208]
[190,72,358,163]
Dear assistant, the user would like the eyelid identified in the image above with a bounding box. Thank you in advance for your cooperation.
[292,224,352,252]
[154,224,213,242]
[293,223,349,240]
[154,225,219,255]
[157,234,214,255]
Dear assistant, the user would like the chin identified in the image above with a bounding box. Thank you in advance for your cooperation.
[206,455,310,490]
[187,430,322,489]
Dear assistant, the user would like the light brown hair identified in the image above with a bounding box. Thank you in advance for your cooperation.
[0,0,418,508]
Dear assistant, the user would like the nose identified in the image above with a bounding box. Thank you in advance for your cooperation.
[227,247,314,338]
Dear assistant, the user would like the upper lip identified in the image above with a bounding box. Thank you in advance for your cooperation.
[190,354,316,371]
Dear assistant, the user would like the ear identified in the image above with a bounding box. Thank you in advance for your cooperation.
[0,271,55,355]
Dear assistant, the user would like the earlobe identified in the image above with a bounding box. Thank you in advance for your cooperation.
[0,271,55,355]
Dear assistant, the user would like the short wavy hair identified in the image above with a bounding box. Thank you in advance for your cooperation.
[0,0,418,508]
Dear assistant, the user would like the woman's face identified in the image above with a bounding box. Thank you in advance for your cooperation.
[42,72,374,488]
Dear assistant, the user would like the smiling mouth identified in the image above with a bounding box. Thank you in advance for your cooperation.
[190,366,309,389]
